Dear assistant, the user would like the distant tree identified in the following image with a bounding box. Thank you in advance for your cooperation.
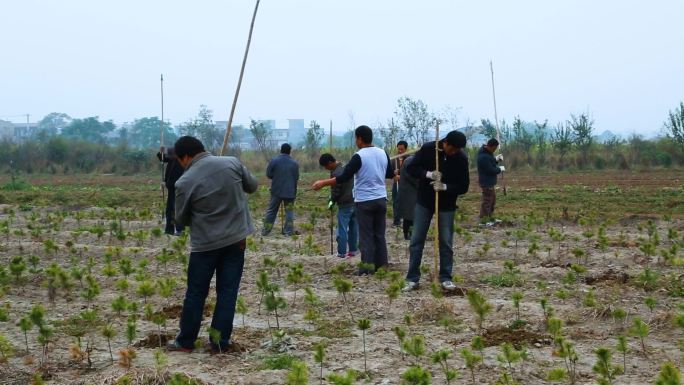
[302,120,324,157]
[568,113,594,165]
[664,101,684,144]
[128,117,176,149]
[552,122,573,168]
[61,117,114,143]
[534,120,548,166]
[249,119,273,161]
[480,119,498,141]
[179,105,220,153]
[35,112,71,140]
[379,118,404,153]
[511,116,534,165]
[395,97,434,145]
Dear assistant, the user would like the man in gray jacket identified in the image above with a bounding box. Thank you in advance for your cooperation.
[319,153,358,258]
[167,136,258,353]
[262,143,300,236]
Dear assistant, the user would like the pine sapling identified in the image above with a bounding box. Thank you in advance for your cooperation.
[101,324,117,362]
[460,348,482,385]
[313,342,326,385]
[654,361,682,385]
[431,349,458,385]
[592,347,622,385]
[357,318,371,373]
[236,295,248,327]
[630,317,649,355]
[402,334,426,366]
[285,360,309,385]
[471,335,485,362]
[467,289,492,333]
[333,277,355,322]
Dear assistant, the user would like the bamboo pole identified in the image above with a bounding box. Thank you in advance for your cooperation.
[219,0,261,156]
[160,74,166,221]
[329,120,334,255]
[433,121,440,285]
[490,60,506,195]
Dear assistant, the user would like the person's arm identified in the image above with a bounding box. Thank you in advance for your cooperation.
[478,153,501,176]
[266,158,275,179]
[241,164,258,193]
[174,181,192,226]
[406,145,428,180]
[401,158,418,188]
[444,154,470,195]
[385,152,394,179]
[312,154,361,190]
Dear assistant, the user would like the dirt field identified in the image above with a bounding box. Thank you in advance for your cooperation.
[0,169,682,384]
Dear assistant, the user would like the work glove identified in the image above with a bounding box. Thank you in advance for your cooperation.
[496,154,504,162]
[327,200,334,210]
[499,166,506,172]
[431,180,447,192]
[426,170,442,181]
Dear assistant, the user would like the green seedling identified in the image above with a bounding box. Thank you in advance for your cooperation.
[466,289,492,332]
[357,318,371,373]
[496,342,523,373]
[393,326,407,359]
[285,360,309,385]
[471,335,485,362]
[333,277,355,322]
[460,348,482,385]
[654,362,682,385]
[615,335,628,374]
[402,334,426,365]
[431,349,458,385]
[629,317,649,354]
[401,365,431,385]
[313,342,326,385]
[236,296,248,327]
[592,347,622,384]
[101,323,117,362]
[546,368,567,383]
[511,291,523,320]
[326,370,357,385]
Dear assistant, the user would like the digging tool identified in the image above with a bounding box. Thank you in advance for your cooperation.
[220,0,261,156]
[159,74,166,221]
[490,60,507,196]
[433,121,440,285]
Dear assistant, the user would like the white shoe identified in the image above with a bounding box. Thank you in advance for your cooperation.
[441,281,457,291]
[402,281,419,292]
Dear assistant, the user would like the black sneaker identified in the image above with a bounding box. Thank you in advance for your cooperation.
[166,340,193,353]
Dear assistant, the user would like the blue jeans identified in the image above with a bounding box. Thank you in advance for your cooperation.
[176,240,245,349]
[406,203,455,283]
[336,205,358,255]
[262,195,294,235]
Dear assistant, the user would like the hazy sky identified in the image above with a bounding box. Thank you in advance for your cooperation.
[1,0,682,136]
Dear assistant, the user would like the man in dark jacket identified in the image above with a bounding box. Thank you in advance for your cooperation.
[319,153,358,258]
[391,140,409,226]
[396,155,418,241]
[167,136,258,353]
[262,143,300,236]
[403,131,469,292]
[476,138,505,223]
[157,147,185,235]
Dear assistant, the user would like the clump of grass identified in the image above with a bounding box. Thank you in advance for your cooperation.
[481,260,524,287]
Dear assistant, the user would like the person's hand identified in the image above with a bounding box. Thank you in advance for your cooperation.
[312,180,326,191]
[499,166,506,172]
[496,154,504,162]
[431,181,447,191]
[161,182,166,189]
[394,175,401,182]
[327,200,334,210]
[426,170,442,181]
[394,169,400,175]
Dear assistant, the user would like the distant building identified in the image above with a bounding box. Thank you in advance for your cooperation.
[215,119,305,150]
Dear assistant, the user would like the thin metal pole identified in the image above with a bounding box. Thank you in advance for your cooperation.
[433,121,440,285]
[220,0,261,156]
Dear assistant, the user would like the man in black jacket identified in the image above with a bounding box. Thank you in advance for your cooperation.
[403,131,469,292]
[157,146,184,235]
[476,138,505,223]
[319,153,358,258]
[262,143,300,236]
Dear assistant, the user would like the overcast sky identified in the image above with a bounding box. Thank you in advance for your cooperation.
[1,0,682,136]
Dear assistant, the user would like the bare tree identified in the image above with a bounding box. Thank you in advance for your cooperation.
[379,118,404,153]
[395,97,434,146]
[249,119,273,161]
[303,120,324,157]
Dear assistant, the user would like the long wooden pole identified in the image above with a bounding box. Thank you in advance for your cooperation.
[433,121,440,285]
[329,120,334,255]
[490,60,506,195]
[220,0,261,156]
[160,74,165,220]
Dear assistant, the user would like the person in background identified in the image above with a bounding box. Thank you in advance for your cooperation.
[157,146,184,235]
[318,153,358,259]
[476,138,505,225]
[391,140,409,227]
[402,131,470,292]
[262,143,300,236]
[167,136,258,353]
[396,154,418,241]
[312,125,394,275]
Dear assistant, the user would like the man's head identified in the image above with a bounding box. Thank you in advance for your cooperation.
[354,125,373,148]
[318,153,337,171]
[281,143,292,155]
[174,136,205,168]
[442,130,467,156]
[397,140,408,154]
[485,138,499,153]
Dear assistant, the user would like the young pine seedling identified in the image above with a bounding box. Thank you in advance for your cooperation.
[466,289,492,333]
[615,335,629,374]
[357,318,371,373]
[431,349,458,385]
[333,277,355,322]
[629,317,649,355]
[285,361,309,385]
[236,296,248,327]
[460,348,482,385]
[653,362,682,385]
[592,347,622,385]
[471,335,485,362]
[313,342,326,385]
[402,334,426,366]
[401,365,431,385]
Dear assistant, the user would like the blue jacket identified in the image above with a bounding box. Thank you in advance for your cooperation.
[266,154,299,199]
[476,145,501,187]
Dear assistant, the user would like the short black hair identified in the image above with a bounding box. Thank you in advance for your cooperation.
[281,143,291,154]
[487,138,500,147]
[318,153,336,167]
[397,140,408,148]
[443,130,467,148]
[355,125,373,144]
[174,136,205,159]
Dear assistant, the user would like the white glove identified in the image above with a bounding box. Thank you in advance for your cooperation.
[426,170,442,181]
[496,154,504,162]
[499,166,506,172]
[431,181,447,191]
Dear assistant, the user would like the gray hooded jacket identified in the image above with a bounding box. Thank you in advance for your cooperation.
[175,152,258,252]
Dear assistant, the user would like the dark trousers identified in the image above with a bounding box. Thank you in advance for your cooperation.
[480,186,496,220]
[402,219,414,241]
[391,182,401,226]
[355,198,388,272]
[165,187,184,234]
[406,203,455,283]
[176,240,245,349]
[262,195,295,235]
